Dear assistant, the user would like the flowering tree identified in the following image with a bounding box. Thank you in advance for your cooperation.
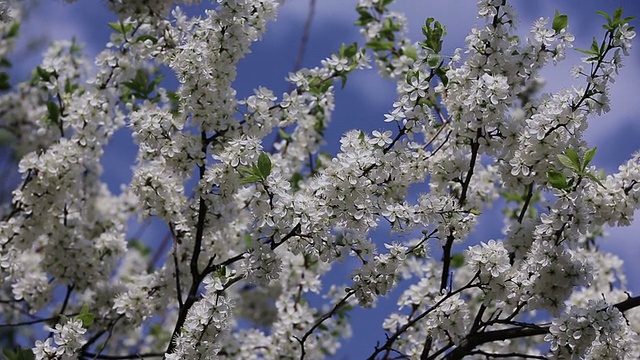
[0,0,639,358]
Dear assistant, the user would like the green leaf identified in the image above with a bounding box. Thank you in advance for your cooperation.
[243,233,253,247]
[583,147,597,169]
[552,10,569,33]
[2,348,16,360]
[613,7,623,26]
[575,47,598,56]
[136,34,158,44]
[557,154,575,171]
[451,253,465,268]
[278,129,292,141]
[108,22,132,34]
[590,37,600,55]
[358,130,366,142]
[7,22,20,38]
[36,66,53,82]
[0,72,10,90]
[547,170,570,189]
[427,53,441,68]
[129,239,151,256]
[564,148,579,165]
[290,172,303,191]
[366,40,394,51]
[502,191,522,202]
[76,303,94,327]
[355,7,374,26]
[340,42,358,58]
[240,174,262,184]
[257,153,272,180]
[308,77,331,95]
[64,78,79,94]
[557,148,581,172]
[402,46,418,61]
[46,101,60,124]
[436,67,448,87]
[2,347,35,360]
[339,74,348,89]
[421,18,446,53]
[597,10,612,26]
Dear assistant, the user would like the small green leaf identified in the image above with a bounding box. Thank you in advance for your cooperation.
[0,72,10,90]
[7,22,20,38]
[129,239,151,256]
[502,191,522,202]
[420,18,446,53]
[575,47,598,56]
[257,153,272,179]
[547,170,570,189]
[597,10,612,27]
[552,10,569,33]
[36,66,53,82]
[278,129,292,141]
[358,130,366,142]
[108,22,132,34]
[366,40,394,51]
[427,53,441,68]
[583,147,597,169]
[557,154,575,170]
[590,37,600,55]
[451,253,465,268]
[243,233,253,247]
[402,46,418,61]
[355,7,375,26]
[108,22,123,33]
[290,172,303,191]
[136,34,158,44]
[46,101,60,124]
[240,174,262,184]
[2,347,35,360]
[339,74,348,89]
[342,42,358,58]
[76,303,94,327]
[558,148,581,172]
[436,67,448,87]
[564,148,579,165]
[2,348,16,360]
[613,7,623,26]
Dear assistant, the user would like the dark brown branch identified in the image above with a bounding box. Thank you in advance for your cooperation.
[191,131,209,278]
[0,315,63,329]
[441,295,640,359]
[296,290,355,359]
[440,130,481,291]
[517,183,534,224]
[615,294,640,313]
[443,326,548,359]
[368,273,479,360]
[165,131,210,355]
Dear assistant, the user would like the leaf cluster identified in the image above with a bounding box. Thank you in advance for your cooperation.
[239,152,272,184]
[547,147,605,190]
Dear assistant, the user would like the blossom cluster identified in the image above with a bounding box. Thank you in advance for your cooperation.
[0,0,638,359]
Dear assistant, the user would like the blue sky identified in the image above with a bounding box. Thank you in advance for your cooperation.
[7,0,640,358]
